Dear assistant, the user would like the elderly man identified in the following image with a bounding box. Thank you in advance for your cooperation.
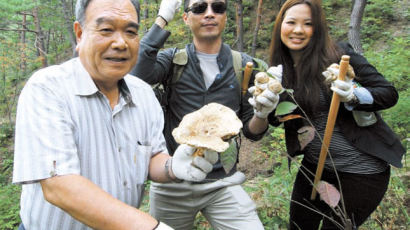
[131,0,282,229]
[12,0,216,229]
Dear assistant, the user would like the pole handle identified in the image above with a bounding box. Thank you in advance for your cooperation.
[310,55,350,200]
[242,62,254,96]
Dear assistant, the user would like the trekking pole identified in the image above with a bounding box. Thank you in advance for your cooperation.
[242,62,254,96]
[311,55,350,200]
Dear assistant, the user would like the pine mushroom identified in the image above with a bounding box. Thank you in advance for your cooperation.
[172,103,243,157]
[252,66,284,111]
[268,79,283,94]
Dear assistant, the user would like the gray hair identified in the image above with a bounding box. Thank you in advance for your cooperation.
[75,0,140,26]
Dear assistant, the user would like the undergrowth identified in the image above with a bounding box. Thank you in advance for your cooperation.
[0,0,407,229]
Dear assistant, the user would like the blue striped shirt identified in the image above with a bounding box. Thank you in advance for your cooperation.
[13,58,167,229]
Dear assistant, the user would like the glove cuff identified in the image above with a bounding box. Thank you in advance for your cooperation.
[254,110,269,119]
[165,158,183,183]
[157,15,168,25]
[158,9,173,23]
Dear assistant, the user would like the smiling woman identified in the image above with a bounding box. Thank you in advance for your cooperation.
[280,4,313,59]
[266,0,405,229]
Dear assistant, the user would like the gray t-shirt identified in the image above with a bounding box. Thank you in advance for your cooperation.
[197,51,219,89]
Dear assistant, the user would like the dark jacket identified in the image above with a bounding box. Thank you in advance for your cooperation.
[131,24,265,178]
[268,42,405,168]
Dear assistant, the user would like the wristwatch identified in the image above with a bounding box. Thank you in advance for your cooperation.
[348,94,360,107]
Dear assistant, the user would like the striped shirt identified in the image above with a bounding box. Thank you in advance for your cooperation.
[13,58,167,230]
[304,90,388,174]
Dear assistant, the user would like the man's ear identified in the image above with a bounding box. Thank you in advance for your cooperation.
[74,21,83,51]
[182,12,189,25]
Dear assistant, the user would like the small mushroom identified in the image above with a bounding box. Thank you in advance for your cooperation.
[172,103,243,156]
[252,72,284,111]
[268,79,283,94]
[255,72,270,84]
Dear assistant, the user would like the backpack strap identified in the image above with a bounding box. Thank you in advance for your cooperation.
[231,50,243,88]
[171,48,188,84]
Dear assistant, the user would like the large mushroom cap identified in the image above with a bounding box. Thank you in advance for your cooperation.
[172,103,243,152]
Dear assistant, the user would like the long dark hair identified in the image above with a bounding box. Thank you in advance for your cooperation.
[269,0,341,116]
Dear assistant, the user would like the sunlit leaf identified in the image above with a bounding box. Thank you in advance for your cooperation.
[275,101,297,116]
[317,181,340,208]
[278,114,303,122]
[253,57,269,71]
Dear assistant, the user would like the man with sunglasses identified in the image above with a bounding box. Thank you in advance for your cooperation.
[132,0,279,229]
[13,0,220,229]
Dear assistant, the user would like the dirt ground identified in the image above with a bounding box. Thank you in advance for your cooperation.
[237,136,277,179]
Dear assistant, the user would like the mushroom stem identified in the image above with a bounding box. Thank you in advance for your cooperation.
[193,147,204,157]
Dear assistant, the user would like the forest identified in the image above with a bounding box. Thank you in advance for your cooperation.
[0,0,408,229]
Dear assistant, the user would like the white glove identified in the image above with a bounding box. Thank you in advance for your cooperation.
[248,87,280,119]
[203,149,219,165]
[267,64,283,82]
[331,80,355,102]
[322,64,355,103]
[248,64,282,119]
[155,222,174,230]
[158,0,182,23]
[171,144,217,182]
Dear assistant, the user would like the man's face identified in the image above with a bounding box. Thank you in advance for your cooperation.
[183,0,227,42]
[74,0,139,85]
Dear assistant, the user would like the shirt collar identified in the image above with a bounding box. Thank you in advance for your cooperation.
[119,77,134,104]
[72,58,99,96]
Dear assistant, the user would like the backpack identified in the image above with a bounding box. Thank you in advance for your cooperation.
[154,48,244,113]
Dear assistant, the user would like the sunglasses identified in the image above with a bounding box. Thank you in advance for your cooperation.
[185,1,227,14]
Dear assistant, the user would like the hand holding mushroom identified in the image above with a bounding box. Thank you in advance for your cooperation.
[322,63,356,103]
[171,144,218,182]
[172,103,243,178]
[248,65,283,119]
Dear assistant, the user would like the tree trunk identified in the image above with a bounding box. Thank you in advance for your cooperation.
[235,0,244,52]
[279,0,287,7]
[33,5,48,67]
[60,0,77,56]
[348,0,366,55]
[251,0,263,57]
[143,0,149,32]
[20,13,27,74]
[143,0,149,20]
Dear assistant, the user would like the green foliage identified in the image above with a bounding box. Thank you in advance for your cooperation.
[322,0,350,41]
[0,122,20,229]
[361,0,400,44]
[364,37,410,140]
[0,184,21,229]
